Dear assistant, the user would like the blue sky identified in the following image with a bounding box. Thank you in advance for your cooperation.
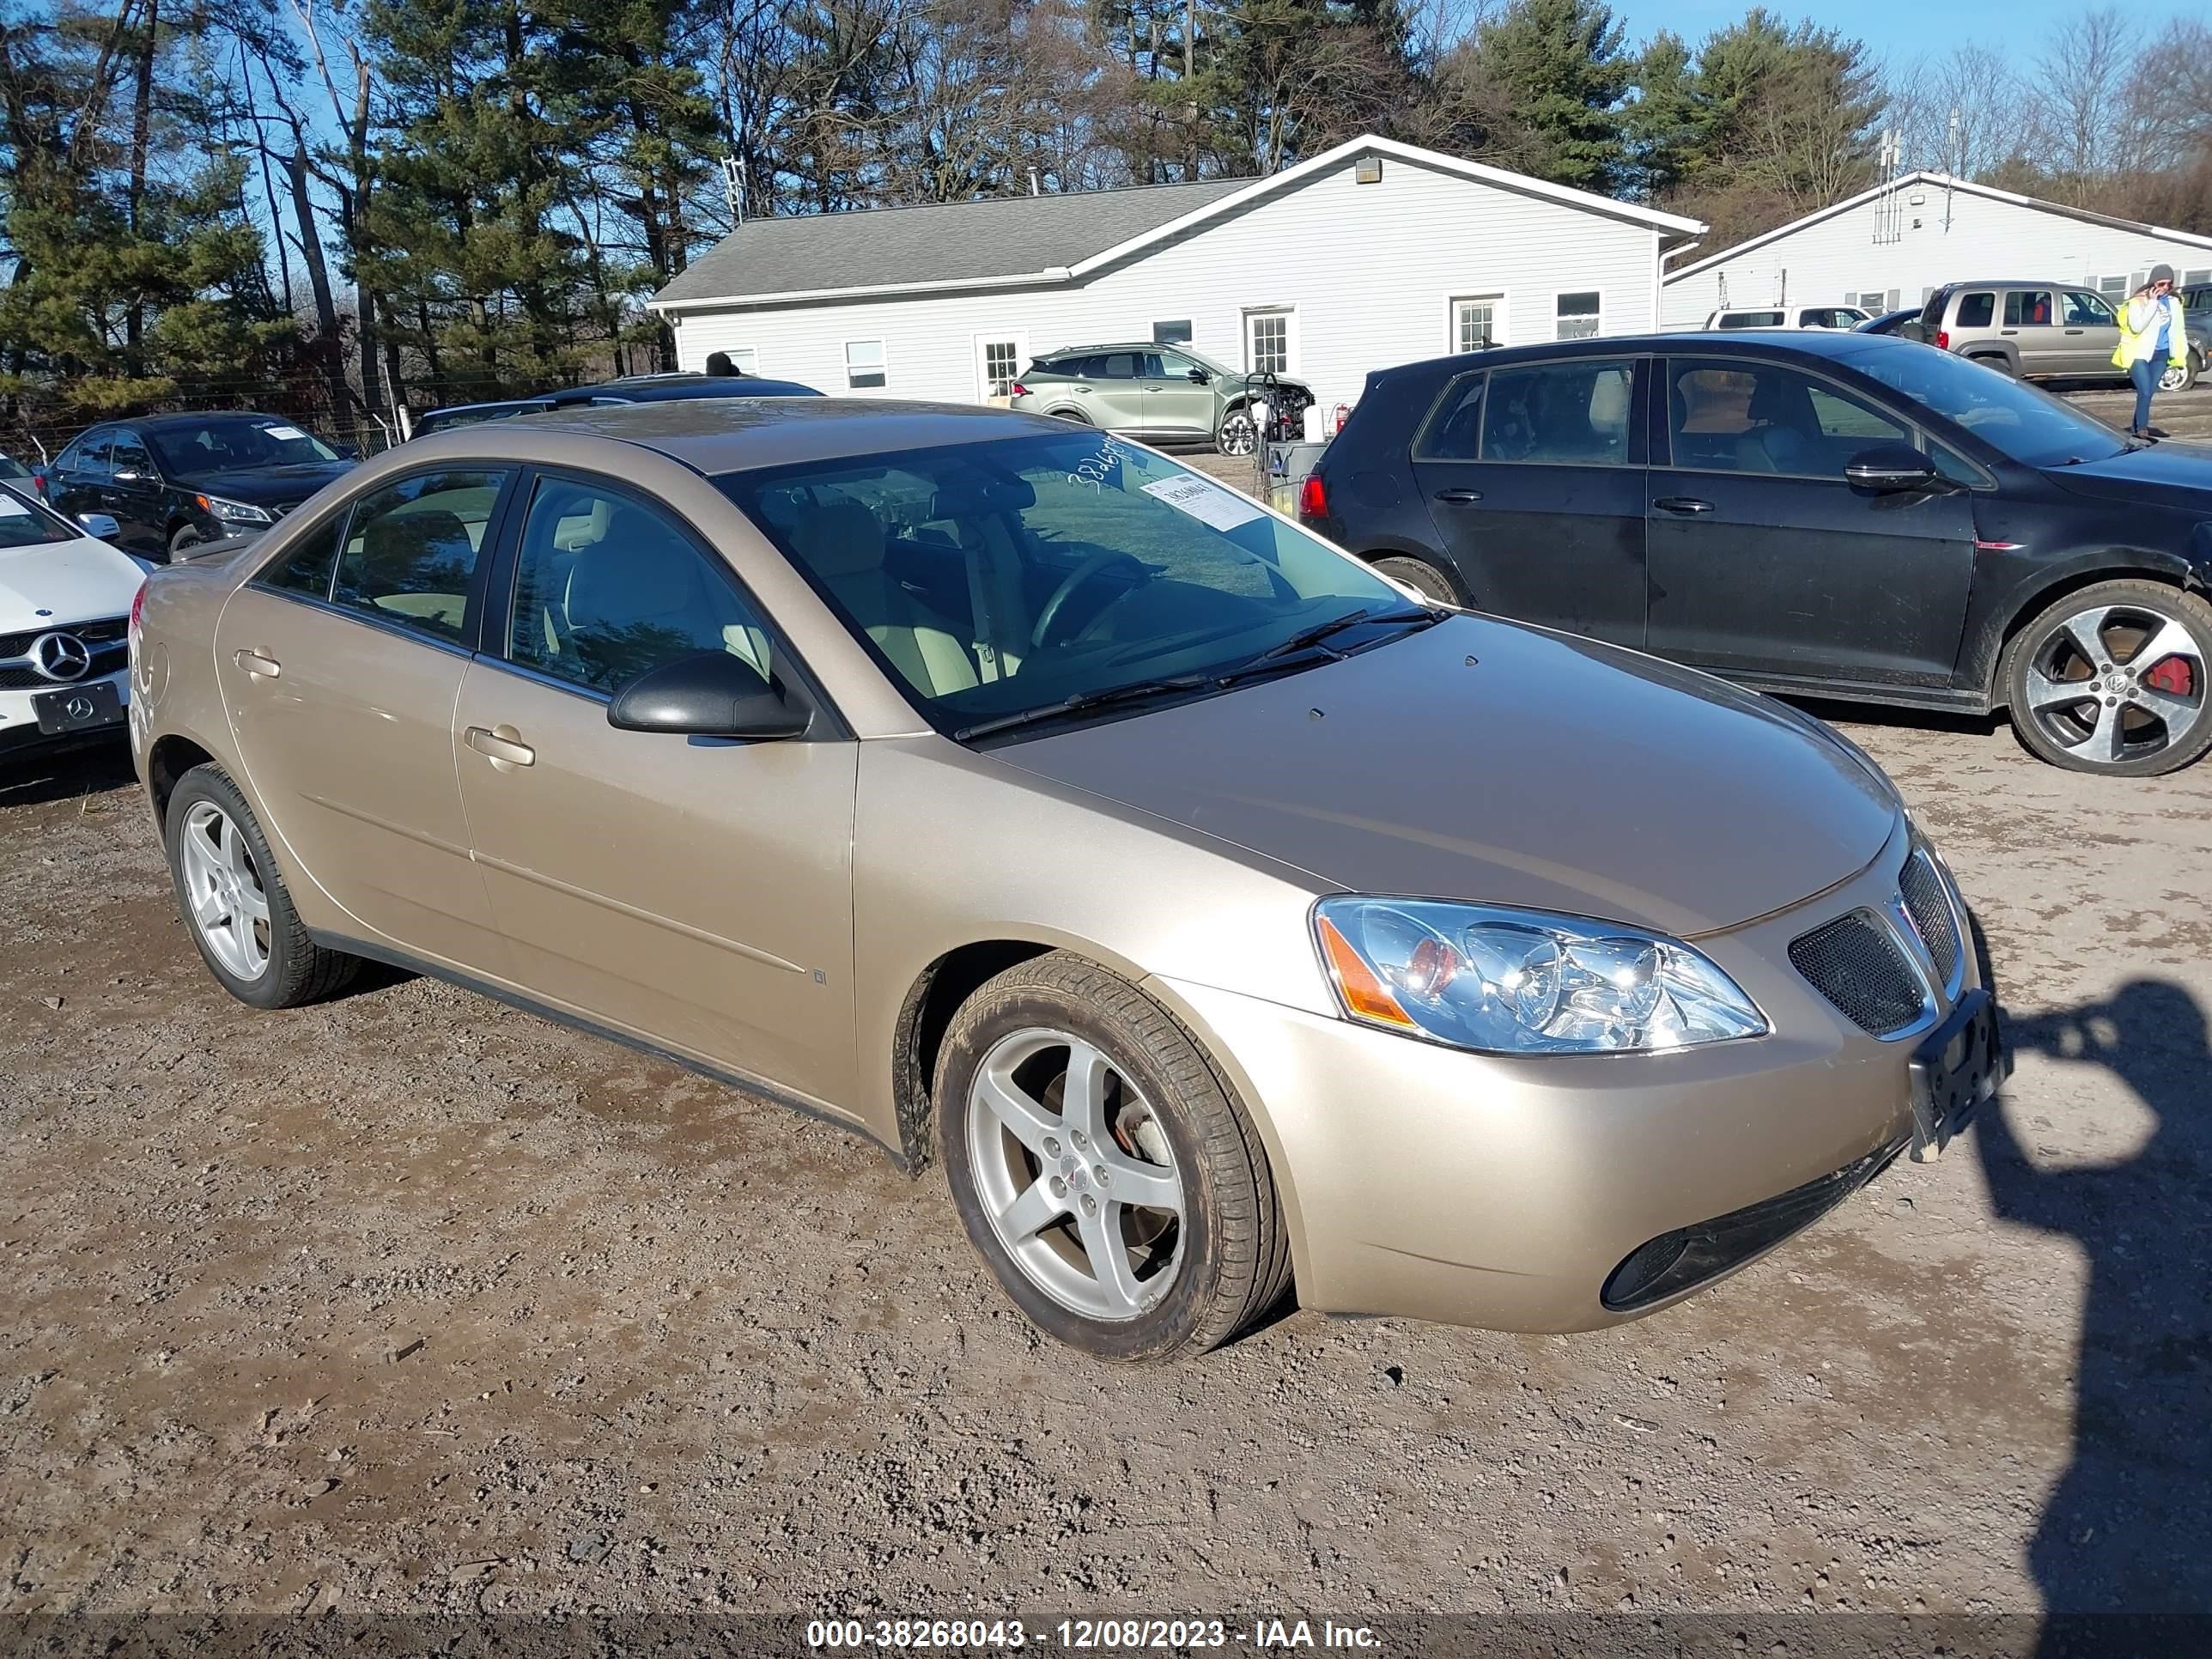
[1609,0,2198,58]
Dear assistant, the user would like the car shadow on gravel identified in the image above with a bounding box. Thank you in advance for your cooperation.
[1977,972,2212,1626]
[0,744,137,810]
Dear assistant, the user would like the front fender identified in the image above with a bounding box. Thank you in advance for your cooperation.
[1968,544,2207,701]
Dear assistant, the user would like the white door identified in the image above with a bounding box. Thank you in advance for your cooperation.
[975,333,1028,404]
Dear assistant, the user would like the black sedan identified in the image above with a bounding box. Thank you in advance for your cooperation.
[1302,332,2212,775]
[1855,308,1925,339]
[43,413,357,560]
[413,371,822,438]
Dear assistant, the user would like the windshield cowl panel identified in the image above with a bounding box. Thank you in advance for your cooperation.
[719,429,1412,740]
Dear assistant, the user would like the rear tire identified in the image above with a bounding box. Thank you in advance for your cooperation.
[1968,353,2016,379]
[2001,579,2212,776]
[1046,407,1092,426]
[1371,555,1463,607]
[164,763,362,1007]
[937,952,1291,1363]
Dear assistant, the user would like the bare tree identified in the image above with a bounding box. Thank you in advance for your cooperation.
[2033,9,2133,204]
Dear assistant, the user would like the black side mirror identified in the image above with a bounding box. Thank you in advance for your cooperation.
[332,441,362,460]
[1186,367,1209,384]
[608,651,809,740]
[1844,443,1938,491]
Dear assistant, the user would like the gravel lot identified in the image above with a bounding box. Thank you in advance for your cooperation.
[4,390,2209,1627]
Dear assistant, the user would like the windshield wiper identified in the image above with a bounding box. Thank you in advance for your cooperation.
[952,674,1214,741]
[1214,605,1441,684]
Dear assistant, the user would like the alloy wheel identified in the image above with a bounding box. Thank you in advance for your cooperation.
[2021,602,2205,768]
[179,800,273,981]
[1217,412,1258,457]
[2157,360,2190,393]
[965,1026,1186,1322]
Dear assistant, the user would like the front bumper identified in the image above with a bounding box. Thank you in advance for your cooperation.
[0,669,131,760]
[1151,820,1990,1334]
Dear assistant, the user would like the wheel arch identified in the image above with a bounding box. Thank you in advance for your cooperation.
[1982,553,2205,707]
[1962,343,2020,374]
[147,732,218,824]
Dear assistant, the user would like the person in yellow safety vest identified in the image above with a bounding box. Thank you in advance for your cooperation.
[2113,264,2188,439]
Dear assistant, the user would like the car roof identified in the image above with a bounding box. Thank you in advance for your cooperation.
[1384,330,1919,382]
[489,395,1069,474]
[1931,278,2091,289]
[1041,343,1200,356]
[420,376,817,422]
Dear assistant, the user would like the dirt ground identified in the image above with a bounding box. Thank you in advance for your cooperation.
[4,695,2209,1627]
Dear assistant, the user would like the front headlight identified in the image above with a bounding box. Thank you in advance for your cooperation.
[195,493,271,525]
[1313,896,1767,1054]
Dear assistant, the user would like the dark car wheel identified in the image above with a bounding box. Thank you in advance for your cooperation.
[2002,580,2212,775]
[1046,407,1092,426]
[938,952,1291,1363]
[1967,353,2016,379]
[1371,555,1463,606]
[1216,409,1259,457]
[164,763,362,1007]
[167,524,204,560]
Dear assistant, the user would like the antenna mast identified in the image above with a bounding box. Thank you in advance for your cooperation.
[723,155,747,224]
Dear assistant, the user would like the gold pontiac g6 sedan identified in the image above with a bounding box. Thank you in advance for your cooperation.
[129,398,2006,1362]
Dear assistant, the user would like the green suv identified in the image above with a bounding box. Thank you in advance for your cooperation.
[1008,343,1315,455]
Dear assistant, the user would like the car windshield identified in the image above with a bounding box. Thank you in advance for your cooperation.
[720,429,1415,737]
[0,483,79,550]
[1837,343,2130,466]
[148,416,340,473]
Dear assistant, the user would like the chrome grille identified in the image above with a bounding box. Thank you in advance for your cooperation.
[0,616,126,657]
[1899,852,1960,989]
[0,641,127,690]
[1789,913,1925,1037]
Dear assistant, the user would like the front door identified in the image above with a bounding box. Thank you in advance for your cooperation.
[1647,357,1976,686]
[1142,349,1216,440]
[103,428,167,556]
[213,467,516,969]
[452,471,859,1109]
[1408,356,1649,647]
[46,431,112,528]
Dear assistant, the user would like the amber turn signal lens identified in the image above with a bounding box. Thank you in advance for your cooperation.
[1316,915,1416,1028]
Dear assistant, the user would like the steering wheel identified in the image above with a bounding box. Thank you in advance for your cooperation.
[1032,550,1144,649]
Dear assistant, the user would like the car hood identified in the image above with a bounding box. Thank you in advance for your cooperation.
[2045,439,2212,509]
[0,533,147,629]
[167,460,356,505]
[991,615,1901,938]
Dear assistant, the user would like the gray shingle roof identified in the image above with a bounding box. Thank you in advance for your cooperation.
[655,178,1249,307]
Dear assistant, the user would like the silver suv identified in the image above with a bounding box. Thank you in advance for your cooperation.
[1008,343,1314,455]
[1920,280,2200,392]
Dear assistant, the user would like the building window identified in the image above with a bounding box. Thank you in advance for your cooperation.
[1856,290,1891,313]
[1452,295,1501,355]
[722,347,760,374]
[2185,268,2212,287]
[844,339,886,390]
[2099,275,2128,299]
[1153,319,1193,345]
[1244,310,1291,377]
[979,339,1020,399]
[1554,291,1601,340]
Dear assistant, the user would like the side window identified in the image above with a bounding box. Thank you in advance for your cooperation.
[1094,353,1140,380]
[507,477,772,695]
[2003,290,2054,327]
[1480,360,1632,466]
[67,433,112,480]
[109,431,154,479]
[1956,291,1996,329]
[331,469,508,643]
[257,509,349,599]
[1927,442,1982,489]
[1140,353,1170,380]
[1667,362,1904,477]
[2063,291,2115,327]
[1414,373,1486,461]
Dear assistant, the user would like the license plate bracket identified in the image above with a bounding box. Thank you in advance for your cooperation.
[1908,986,2008,1162]
[31,678,125,736]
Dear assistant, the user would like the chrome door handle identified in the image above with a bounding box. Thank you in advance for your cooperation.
[1432,488,1485,504]
[233,649,282,679]
[1654,497,1713,515]
[465,725,535,768]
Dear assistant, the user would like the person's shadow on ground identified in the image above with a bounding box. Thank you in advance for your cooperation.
[1975,970,2212,1627]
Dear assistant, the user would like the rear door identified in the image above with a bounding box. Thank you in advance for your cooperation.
[1142,349,1215,440]
[452,469,859,1104]
[1999,288,2064,376]
[1082,351,1148,432]
[1408,355,1648,647]
[1646,356,1976,687]
[2060,289,2122,375]
[214,467,518,972]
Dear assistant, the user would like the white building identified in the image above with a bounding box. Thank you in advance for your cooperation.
[1662,172,2212,329]
[652,135,1705,416]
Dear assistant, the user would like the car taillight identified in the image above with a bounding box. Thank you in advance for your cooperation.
[129,580,147,656]
[1007,381,1028,398]
[1935,330,1949,350]
[32,471,47,496]
[1297,473,1328,520]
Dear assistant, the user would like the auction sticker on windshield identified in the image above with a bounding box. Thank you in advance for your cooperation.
[1141,472,1264,533]
[260,424,309,441]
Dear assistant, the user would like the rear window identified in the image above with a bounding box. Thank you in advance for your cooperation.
[1955,292,1996,329]
[1717,311,1785,329]
[0,482,78,550]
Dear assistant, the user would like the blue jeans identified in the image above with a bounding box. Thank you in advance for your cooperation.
[2130,358,2160,431]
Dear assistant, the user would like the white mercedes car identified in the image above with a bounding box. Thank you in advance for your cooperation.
[0,482,145,765]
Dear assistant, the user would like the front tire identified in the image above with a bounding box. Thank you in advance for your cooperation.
[167,524,204,561]
[2157,355,2197,394]
[164,763,361,1006]
[1216,408,1259,457]
[2002,580,2212,775]
[937,952,1291,1362]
